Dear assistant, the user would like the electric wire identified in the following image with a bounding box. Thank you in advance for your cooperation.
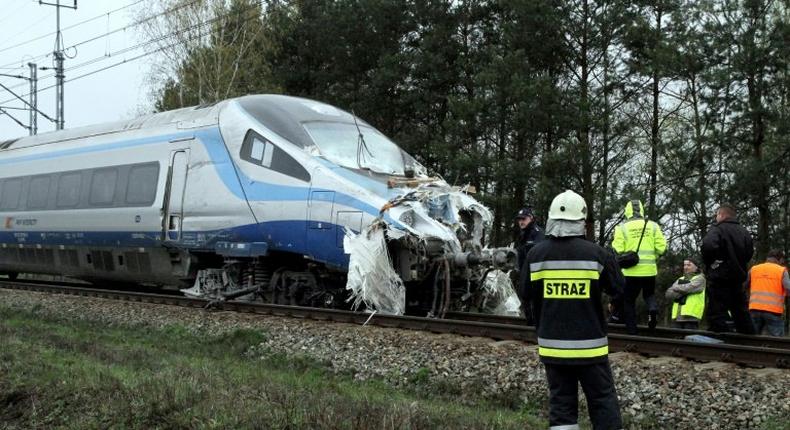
[0,0,143,54]
[0,0,199,69]
[0,0,35,28]
[0,8,259,107]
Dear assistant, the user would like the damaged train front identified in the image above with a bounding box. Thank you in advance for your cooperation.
[343,181,520,318]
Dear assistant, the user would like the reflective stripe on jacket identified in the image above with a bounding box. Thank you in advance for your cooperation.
[749,262,787,314]
[671,274,706,320]
[612,219,667,277]
[523,237,625,365]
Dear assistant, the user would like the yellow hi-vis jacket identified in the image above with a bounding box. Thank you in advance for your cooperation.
[670,274,706,321]
[612,200,667,277]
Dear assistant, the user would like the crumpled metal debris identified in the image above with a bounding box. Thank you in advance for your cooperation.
[343,224,406,315]
[479,269,522,317]
[343,181,516,316]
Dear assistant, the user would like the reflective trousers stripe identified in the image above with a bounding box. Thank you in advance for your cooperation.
[539,345,609,358]
[538,337,608,349]
[531,269,600,280]
[529,260,603,272]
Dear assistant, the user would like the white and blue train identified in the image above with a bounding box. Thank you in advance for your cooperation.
[0,95,513,314]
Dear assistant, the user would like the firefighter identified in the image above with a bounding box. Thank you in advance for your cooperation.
[611,199,667,334]
[519,190,624,430]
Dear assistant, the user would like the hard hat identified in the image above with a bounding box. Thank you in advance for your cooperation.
[515,207,534,219]
[548,190,587,221]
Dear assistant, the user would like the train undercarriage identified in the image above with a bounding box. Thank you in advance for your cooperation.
[183,183,521,317]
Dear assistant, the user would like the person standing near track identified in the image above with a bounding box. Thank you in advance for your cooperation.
[611,199,667,334]
[701,203,756,334]
[520,190,624,430]
[746,249,789,336]
[514,206,545,324]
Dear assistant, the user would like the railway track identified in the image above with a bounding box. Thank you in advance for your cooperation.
[445,311,790,350]
[1,279,789,369]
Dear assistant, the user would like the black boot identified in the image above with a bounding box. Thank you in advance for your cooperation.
[648,311,658,330]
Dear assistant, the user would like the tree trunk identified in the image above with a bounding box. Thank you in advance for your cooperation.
[579,0,594,240]
[648,7,662,219]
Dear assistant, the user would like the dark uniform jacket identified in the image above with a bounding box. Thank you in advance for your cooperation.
[519,236,624,365]
[701,218,754,284]
[517,222,545,272]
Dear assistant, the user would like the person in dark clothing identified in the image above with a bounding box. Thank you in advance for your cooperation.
[701,203,756,334]
[519,190,624,430]
[513,207,545,325]
[515,206,545,272]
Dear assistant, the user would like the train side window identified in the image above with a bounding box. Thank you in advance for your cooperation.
[0,178,22,210]
[57,172,82,208]
[27,175,51,210]
[240,131,310,182]
[89,168,118,206]
[126,163,160,205]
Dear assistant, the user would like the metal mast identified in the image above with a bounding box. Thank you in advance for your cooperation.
[39,0,77,130]
[28,63,37,135]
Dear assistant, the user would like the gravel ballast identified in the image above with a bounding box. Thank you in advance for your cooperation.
[1,288,788,429]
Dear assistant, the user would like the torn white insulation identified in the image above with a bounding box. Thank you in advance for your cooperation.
[343,226,406,315]
[479,270,522,316]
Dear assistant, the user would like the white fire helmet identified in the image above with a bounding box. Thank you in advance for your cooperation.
[548,190,587,221]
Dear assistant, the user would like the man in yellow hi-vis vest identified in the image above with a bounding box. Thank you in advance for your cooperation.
[665,258,706,330]
[612,199,667,334]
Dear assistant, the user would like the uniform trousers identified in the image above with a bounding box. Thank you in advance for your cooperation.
[706,280,756,334]
[544,361,622,430]
[622,276,657,334]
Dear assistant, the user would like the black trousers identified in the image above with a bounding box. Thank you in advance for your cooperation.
[544,361,622,430]
[622,276,656,334]
[706,281,756,334]
[671,320,699,330]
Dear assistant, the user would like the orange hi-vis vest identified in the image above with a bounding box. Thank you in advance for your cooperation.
[749,262,787,315]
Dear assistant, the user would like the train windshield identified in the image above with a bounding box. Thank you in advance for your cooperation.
[303,121,406,175]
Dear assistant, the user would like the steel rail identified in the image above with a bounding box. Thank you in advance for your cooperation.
[445,311,790,350]
[1,281,788,369]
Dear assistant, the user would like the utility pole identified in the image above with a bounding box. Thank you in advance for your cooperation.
[39,0,77,130]
[28,63,37,136]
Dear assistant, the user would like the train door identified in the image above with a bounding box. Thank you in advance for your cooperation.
[163,149,189,243]
[307,190,336,263]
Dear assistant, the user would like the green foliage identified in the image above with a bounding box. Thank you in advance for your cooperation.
[0,306,543,429]
[147,0,790,255]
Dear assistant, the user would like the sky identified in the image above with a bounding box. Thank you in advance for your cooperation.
[0,0,153,141]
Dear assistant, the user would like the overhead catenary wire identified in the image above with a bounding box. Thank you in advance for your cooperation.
[0,0,210,93]
[65,12,235,73]
[0,0,35,28]
[0,0,143,55]
[0,0,200,70]
[0,6,260,107]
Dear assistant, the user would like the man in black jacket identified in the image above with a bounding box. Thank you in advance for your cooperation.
[515,206,545,272]
[514,207,545,324]
[519,190,624,429]
[701,203,756,334]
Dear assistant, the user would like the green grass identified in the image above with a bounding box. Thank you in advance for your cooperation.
[0,306,544,429]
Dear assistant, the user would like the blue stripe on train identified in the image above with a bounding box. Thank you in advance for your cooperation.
[0,219,351,269]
